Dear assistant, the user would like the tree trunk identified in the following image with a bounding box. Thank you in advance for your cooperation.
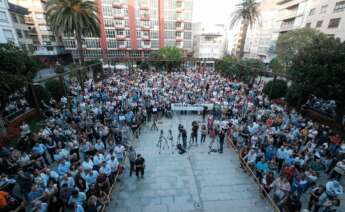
[76,31,84,89]
[238,21,249,59]
[28,82,41,115]
[269,75,277,99]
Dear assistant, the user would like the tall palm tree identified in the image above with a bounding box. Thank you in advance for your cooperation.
[230,0,260,58]
[46,0,100,64]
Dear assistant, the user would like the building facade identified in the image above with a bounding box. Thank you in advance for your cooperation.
[303,0,345,41]
[0,0,18,44]
[193,23,226,59]
[62,0,193,61]
[8,2,36,51]
[244,0,278,63]
[10,0,59,47]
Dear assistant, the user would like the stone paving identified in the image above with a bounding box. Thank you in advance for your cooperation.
[108,114,272,212]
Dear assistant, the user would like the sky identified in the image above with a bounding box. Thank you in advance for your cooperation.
[192,0,241,25]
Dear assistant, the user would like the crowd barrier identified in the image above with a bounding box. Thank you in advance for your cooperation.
[225,135,281,212]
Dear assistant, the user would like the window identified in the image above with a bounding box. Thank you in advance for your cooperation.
[85,39,100,48]
[107,39,117,48]
[16,29,23,38]
[35,13,44,20]
[334,1,345,12]
[105,29,116,38]
[0,11,8,23]
[316,21,323,28]
[125,30,130,37]
[176,31,181,37]
[309,8,316,16]
[143,40,150,46]
[328,18,341,28]
[327,34,335,38]
[183,32,192,39]
[11,13,17,23]
[63,39,76,48]
[320,5,328,14]
[184,22,192,30]
[104,19,114,27]
[3,29,15,42]
[116,29,124,36]
[305,22,311,28]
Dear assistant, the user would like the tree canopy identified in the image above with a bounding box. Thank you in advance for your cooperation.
[288,35,345,122]
[275,28,327,73]
[216,56,264,83]
[46,0,100,63]
[148,47,183,71]
[0,43,43,111]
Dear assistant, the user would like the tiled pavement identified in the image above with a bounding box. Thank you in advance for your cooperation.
[107,114,273,212]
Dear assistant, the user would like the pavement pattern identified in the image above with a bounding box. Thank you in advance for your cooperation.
[107,114,273,212]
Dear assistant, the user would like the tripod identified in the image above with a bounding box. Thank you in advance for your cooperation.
[151,119,158,131]
[157,131,169,154]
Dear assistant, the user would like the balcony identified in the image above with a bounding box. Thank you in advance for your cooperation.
[141,25,150,30]
[113,2,122,8]
[141,14,150,21]
[114,14,124,19]
[140,3,149,10]
[116,34,126,40]
[279,22,295,31]
[176,16,184,22]
[25,16,34,25]
[115,24,125,29]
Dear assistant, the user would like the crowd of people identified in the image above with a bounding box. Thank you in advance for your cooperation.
[0,68,344,212]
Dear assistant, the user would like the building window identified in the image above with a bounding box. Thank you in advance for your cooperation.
[184,22,192,30]
[116,29,124,36]
[305,22,311,28]
[104,19,114,27]
[107,39,117,48]
[309,8,316,16]
[315,21,323,28]
[63,39,76,48]
[327,34,335,38]
[11,13,17,23]
[320,5,328,14]
[106,29,116,38]
[328,18,341,28]
[16,29,23,38]
[0,11,8,23]
[334,1,345,12]
[183,32,192,39]
[3,29,15,42]
[85,39,100,48]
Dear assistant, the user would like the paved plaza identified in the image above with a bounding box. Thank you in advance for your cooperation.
[108,114,272,212]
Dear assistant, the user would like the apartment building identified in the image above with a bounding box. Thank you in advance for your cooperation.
[303,0,345,41]
[10,0,59,46]
[275,0,309,34]
[244,0,278,63]
[193,23,226,59]
[0,0,18,44]
[62,0,193,61]
[8,2,37,51]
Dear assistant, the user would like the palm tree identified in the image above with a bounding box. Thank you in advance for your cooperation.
[46,0,100,64]
[230,0,260,58]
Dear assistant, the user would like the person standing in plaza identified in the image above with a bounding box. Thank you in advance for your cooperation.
[218,128,225,153]
[200,125,207,144]
[128,146,136,177]
[135,154,145,180]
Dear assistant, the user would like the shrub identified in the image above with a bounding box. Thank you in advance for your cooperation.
[25,84,51,107]
[45,79,65,101]
[263,79,288,99]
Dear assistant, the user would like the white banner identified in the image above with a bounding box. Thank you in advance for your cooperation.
[171,103,214,111]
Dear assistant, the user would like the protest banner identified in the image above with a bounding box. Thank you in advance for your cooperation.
[171,103,214,111]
